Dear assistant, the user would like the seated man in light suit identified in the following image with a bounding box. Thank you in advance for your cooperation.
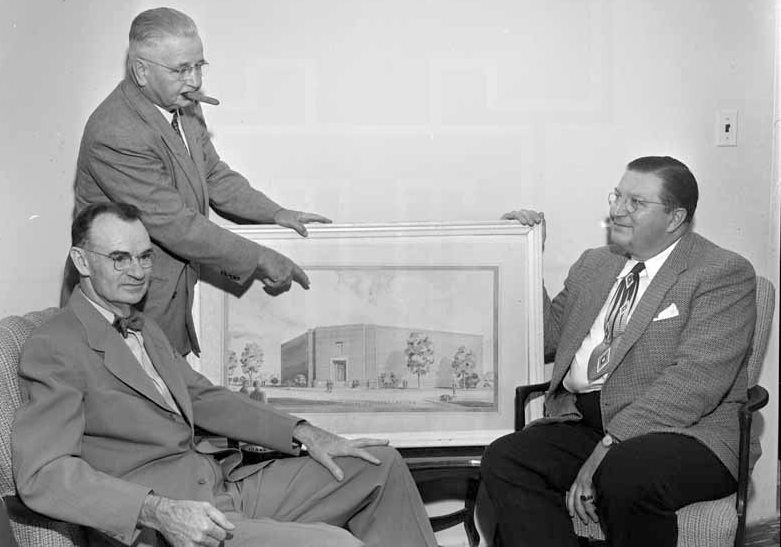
[13,202,437,547]
[481,156,757,547]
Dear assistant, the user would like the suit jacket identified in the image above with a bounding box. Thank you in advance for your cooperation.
[538,232,756,479]
[73,78,283,355]
[12,289,301,546]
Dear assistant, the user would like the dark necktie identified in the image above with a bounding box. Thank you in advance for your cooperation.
[171,110,184,142]
[113,311,145,338]
[586,262,645,381]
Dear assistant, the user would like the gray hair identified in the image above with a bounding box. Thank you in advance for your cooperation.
[128,7,198,55]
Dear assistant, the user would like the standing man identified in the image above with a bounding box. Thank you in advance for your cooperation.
[14,202,438,547]
[72,7,331,355]
[481,156,757,547]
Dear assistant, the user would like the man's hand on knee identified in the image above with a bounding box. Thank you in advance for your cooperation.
[293,422,389,481]
[138,494,235,547]
[566,442,610,525]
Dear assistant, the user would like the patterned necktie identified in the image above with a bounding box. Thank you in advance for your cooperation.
[171,110,184,142]
[113,311,145,338]
[586,262,645,381]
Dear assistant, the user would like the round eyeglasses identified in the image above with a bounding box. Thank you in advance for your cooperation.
[137,56,209,81]
[608,191,666,214]
[83,248,155,271]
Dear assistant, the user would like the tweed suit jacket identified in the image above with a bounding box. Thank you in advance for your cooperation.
[538,231,756,479]
[73,78,283,355]
[12,288,301,546]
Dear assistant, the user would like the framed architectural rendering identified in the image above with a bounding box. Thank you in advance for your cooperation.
[194,221,544,447]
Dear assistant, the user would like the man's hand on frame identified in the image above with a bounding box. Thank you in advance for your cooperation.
[501,208,547,249]
[273,208,333,238]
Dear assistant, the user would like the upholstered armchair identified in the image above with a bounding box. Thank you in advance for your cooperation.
[0,308,87,547]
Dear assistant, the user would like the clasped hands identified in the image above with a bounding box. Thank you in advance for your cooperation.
[139,424,387,547]
[256,208,332,294]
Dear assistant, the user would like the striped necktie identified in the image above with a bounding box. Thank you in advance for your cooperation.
[171,110,184,142]
[586,262,645,381]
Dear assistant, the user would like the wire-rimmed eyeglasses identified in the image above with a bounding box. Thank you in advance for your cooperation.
[82,248,155,271]
[137,56,209,81]
[608,190,666,214]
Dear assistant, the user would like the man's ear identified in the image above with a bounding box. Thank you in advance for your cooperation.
[69,247,91,277]
[130,58,148,86]
[666,207,687,233]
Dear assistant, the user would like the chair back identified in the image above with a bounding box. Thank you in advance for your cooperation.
[0,308,86,547]
[746,276,775,386]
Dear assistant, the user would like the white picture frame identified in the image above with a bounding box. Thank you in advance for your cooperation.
[195,220,544,447]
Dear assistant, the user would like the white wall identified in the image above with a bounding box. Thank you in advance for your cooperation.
[1,0,778,526]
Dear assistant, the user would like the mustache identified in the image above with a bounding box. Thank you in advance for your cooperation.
[183,90,220,105]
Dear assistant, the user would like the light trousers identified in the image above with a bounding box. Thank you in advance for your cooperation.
[216,446,437,547]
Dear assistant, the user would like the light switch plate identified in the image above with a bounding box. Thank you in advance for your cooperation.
[715,110,738,147]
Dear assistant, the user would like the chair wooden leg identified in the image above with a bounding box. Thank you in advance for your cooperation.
[463,477,481,547]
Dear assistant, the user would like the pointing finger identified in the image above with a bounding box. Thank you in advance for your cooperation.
[291,264,310,290]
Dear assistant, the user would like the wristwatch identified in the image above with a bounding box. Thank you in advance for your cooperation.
[601,433,616,448]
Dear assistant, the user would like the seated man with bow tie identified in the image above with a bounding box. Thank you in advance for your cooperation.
[481,156,757,547]
[12,202,438,547]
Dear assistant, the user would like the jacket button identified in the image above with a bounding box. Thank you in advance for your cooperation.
[197,478,207,485]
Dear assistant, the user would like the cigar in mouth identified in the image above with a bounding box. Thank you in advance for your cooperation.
[184,90,220,105]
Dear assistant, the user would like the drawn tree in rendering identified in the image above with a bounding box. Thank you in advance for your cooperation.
[226,350,238,383]
[240,342,264,386]
[405,332,434,387]
[451,346,476,389]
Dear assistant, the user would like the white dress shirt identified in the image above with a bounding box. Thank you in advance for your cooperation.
[563,239,680,393]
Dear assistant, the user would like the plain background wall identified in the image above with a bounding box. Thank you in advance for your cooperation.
[1,0,778,530]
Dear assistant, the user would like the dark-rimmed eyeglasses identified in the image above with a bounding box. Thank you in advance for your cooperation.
[82,248,155,271]
[137,56,209,81]
[608,190,666,214]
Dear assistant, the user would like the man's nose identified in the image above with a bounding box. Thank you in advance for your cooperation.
[126,258,147,279]
[610,199,630,217]
[184,69,201,88]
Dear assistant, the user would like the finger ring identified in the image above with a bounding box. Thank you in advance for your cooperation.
[579,494,594,501]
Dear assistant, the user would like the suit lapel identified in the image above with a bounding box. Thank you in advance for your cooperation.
[120,79,207,212]
[553,251,627,384]
[70,290,174,412]
[144,332,194,424]
[179,110,209,214]
[601,233,693,378]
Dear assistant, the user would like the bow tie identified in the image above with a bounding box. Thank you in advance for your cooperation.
[113,311,145,338]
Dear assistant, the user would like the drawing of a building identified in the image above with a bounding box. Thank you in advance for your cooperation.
[280,324,484,388]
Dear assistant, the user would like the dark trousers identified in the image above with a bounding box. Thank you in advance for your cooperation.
[480,393,736,547]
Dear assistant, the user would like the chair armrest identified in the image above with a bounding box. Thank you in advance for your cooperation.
[734,384,769,547]
[515,381,551,430]
[743,384,769,414]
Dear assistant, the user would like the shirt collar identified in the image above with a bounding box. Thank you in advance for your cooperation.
[78,287,122,323]
[617,238,680,283]
[154,104,176,123]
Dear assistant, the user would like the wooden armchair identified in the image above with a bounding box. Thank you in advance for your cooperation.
[514,275,775,547]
